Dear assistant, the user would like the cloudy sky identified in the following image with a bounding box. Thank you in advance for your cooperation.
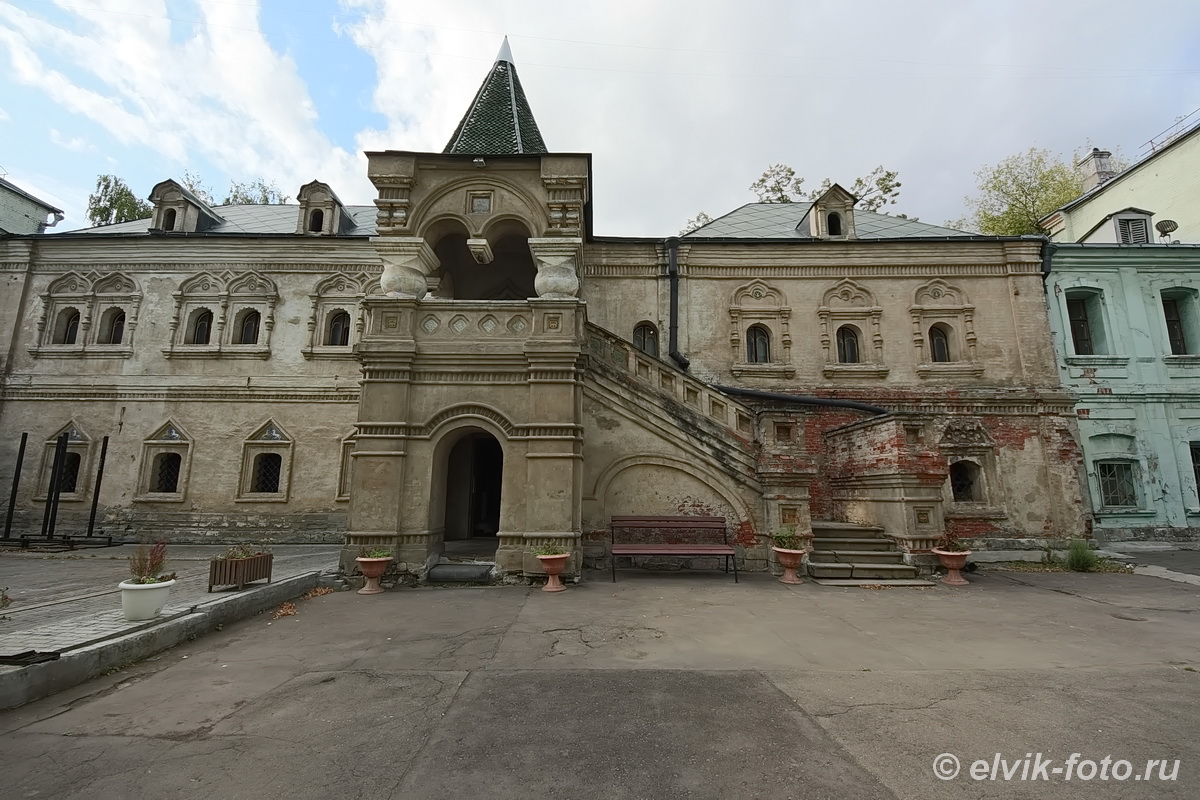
[2,0,1199,235]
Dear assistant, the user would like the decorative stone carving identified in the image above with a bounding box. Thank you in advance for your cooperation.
[528,237,582,299]
[376,237,440,298]
[939,418,993,450]
[466,238,495,264]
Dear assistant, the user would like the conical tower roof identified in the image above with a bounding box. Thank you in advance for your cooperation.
[443,37,547,155]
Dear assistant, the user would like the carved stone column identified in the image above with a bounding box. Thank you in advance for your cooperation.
[528,237,582,299]
[375,237,440,299]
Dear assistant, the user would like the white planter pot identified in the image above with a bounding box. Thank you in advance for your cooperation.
[118,578,176,621]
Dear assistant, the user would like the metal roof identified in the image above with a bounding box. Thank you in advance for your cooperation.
[443,37,547,155]
[683,203,975,240]
[61,204,379,236]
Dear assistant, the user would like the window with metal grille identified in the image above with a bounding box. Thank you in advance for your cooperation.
[190,309,213,345]
[1066,297,1094,355]
[1192,444,1200,501]
[251,453,282,493]
[236,310,260,345]
[950,460,982,502]
[1097,461,1138,507]
[746,325,771,363]
[327,311,351,346]
[1163,296,1189,355]
[1117,217,1149,244]
[58,452,82,493]
[152,452,182,493]
[633,323,658,357]
[929,324,953,362]
[836,326,860,363]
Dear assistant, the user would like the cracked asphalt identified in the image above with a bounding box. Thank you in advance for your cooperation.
[1,567,1197,799]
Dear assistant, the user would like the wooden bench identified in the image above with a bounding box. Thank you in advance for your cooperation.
[609,515,738,582]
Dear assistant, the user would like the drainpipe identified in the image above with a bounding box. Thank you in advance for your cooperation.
[665,236,690,370]
[713,385,890,416]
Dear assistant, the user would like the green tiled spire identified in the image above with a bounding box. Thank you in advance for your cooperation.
[443,37,548,155]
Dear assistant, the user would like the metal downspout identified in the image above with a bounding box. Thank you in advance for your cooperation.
[665,236,690,370]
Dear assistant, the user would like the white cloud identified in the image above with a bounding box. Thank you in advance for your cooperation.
[50,128,92,152]
[0,105,9,121]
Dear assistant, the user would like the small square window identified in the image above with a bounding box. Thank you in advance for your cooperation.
[775,423,793,442]
[1097,461,1138,508]
[470,194,492,214]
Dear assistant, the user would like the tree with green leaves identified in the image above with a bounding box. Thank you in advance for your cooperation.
[680,211,713,235]
[951,147,1083,235]
[749,164,901,211]
[86,175,152,226]
[223,178,290,205]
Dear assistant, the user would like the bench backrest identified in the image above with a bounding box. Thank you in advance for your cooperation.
[610,515,729,546]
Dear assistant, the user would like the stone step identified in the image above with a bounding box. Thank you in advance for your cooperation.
[811,537,898,552]
[425,563,498,584]
[807,549,906,564]
[808,562,920,580]
[811,521,887,538]
[811,578,936,588]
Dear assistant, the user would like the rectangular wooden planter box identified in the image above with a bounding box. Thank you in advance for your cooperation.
[208,553,273,592]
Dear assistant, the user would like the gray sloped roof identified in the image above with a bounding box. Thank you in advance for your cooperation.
[60,204,379,236]
[443,39,547,155]
[684,203,975,239]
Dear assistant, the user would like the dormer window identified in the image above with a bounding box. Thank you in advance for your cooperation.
[163,208,177,231]
[807,183,857,240]
[1117,217,1149,244]
[149,179,223,233]
[827,212,843,237]
[295,180,350,236]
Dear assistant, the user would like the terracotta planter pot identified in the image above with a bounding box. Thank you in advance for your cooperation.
[932,548,972,586]
[118,578,176,621]
[537,553,570,593]
[772,546,808,585]
[356,557,393,595]
[208,552,273,592]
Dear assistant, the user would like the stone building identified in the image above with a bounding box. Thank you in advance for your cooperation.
[0,177,62,236]
[0,42,1089,578]
[1041,119,1200,542]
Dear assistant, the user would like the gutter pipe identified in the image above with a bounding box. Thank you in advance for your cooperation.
[665,236,690,370]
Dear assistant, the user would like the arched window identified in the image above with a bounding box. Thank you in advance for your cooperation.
[163,208,177,231]
[827,212,843,237]
[929,324,953,362]
[746,325,771,363]
[836,325,860,363]
[152,452,182,493]
[326,311,351,346]
[949,460,982,502]
[251,453,282,493]
[308,209,324,233]
[189,309,213,345]
[633,323,659,357]
[58,452,82,494]
[55,309,81,345]
[99,309,125,345]
[235,310,261,345]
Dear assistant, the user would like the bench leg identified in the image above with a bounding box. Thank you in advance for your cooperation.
[733,554,739,584]
[611,551,617,583]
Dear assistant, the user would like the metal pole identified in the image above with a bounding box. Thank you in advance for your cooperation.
[85,436,108,538]
[40,434,64,537]
[4,432,27,540]
[46,433,68,539]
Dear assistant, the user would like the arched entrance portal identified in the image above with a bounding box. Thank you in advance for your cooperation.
[442,430,504,558]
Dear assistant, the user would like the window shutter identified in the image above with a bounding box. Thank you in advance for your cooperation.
[1118,217,1149,244]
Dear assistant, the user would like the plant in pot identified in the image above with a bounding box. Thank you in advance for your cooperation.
[208,543,274,592]
[356,547,394,595]
[771,526,812,585]
[931,532,972,586]
[534,544,570,593]
[119,541,177,621]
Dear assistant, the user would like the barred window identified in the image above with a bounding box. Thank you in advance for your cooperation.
[1097,461,1138,508]
[251,453,282,493]
[152,452,182,493]
[1191,444,1200,501]
[58,452,82,494]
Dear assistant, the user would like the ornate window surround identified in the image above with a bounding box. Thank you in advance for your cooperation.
[819,279,888,378]
[135,420,193,503]
[302,273,380,360]
[910,279,984,378]
[164,270,278,360]
[36,421,93,502]
[236,420,293,503]
[29,271,141,359]
[730,279,795,379]
[938,418,1005,519]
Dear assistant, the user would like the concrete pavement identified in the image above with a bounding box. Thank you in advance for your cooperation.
[1,567,1197,799]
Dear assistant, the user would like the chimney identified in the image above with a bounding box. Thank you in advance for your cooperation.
[1078,148,1115,192]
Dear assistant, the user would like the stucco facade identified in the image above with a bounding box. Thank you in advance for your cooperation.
[1045,244,1200,541]
[0,47,1091,577]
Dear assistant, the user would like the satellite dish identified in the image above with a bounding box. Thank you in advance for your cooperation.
[1156,219,1179,235]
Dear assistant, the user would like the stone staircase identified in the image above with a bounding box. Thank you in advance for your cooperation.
[807,521,930,586]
